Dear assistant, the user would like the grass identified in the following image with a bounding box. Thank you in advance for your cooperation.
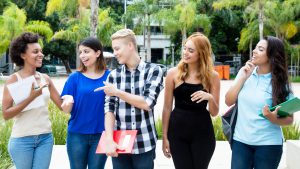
[290,76,300,82]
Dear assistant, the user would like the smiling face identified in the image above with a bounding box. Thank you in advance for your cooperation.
[252,39,269,66]
[21,43,44,68]
[112,38,131,65]
[79,45,100,68]
[182,40,199,64]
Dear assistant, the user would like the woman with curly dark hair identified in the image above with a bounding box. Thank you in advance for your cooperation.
[2,32,62,169]
[225,36,294,169]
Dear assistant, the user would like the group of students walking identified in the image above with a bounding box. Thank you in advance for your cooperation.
[2,28,294,169]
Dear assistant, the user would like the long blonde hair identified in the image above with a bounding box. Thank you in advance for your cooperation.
[177,32,214,92]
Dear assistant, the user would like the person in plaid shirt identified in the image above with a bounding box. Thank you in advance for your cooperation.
[99,29,164,169]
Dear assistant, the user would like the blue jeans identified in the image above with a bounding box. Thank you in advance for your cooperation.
[231,140,282,169]
[8,133,53,169]
[112,148,155,169]
[67,132,107,169]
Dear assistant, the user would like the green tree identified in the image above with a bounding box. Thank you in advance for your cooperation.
[156,0,211,44]
[264,0,300,40]
[0,3,53,55]
[125,0,160,62]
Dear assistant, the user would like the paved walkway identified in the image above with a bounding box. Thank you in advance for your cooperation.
[49,141,288,169]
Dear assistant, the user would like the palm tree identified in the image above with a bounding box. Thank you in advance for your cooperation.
[156,0,211,44]
[90,0,99,37]
[264,0,300,40]
[125,0,160,62]
[0,3,53,73]
[213,0,265,40]
[46,0,119,68]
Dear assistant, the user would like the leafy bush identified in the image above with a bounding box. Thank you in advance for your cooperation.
[155,118,163,139]
[0,106,13,169]
[48,102,69,145]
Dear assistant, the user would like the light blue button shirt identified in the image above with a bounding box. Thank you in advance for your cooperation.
[234,67,285,145]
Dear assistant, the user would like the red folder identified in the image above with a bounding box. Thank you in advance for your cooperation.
[96,130,138,154]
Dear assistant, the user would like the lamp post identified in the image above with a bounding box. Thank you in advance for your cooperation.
[171,43,175,67]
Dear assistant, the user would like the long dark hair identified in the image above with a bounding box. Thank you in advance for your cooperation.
[78,37,106,72]
[265,36,291,106]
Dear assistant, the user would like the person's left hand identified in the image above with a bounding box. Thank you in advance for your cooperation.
[262,105,281,122]
[191,90,212,103]
[94,82,118,96]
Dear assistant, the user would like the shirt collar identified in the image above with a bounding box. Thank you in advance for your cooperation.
[252,66,272,78]
[123,60,145,72]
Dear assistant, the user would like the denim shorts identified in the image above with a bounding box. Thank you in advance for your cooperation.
[8,133,53,169]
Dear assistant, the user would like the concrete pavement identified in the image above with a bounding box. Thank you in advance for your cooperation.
[49,141,287,169]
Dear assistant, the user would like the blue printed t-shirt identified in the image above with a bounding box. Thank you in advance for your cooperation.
[234,67,292,145]
[61,70,110,134]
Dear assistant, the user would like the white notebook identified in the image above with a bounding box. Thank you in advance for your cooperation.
[7,75,45,112]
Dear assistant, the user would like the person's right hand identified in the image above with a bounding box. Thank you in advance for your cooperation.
[162,138,171,158]
[29,82,47,99]
[61,95,74,107]
[239,60,255,80]
[105,141,123,157]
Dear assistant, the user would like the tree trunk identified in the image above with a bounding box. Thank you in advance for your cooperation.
[249,38,253,60]
[62,59,72,74]
[182,27,187,44]
[258,0,264,40]
[90,0,99,37]
[76,43,80,68]
[297,51,299,77]
[147,14,151,62]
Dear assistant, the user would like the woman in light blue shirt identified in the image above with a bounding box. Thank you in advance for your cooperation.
[225,36,293,169]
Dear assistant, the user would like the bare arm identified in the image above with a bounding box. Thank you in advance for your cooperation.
[162,68,175,158]
[207,71,220,117]
[2,75,44,120]
[105,112,121,157]
[43,74,62,111]
[162,69,175,140]
[225,61,255,106]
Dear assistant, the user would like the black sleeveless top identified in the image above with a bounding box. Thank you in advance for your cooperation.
[173,82,208,111]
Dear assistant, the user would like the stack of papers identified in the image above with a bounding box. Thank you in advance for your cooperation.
[7,75,45,112]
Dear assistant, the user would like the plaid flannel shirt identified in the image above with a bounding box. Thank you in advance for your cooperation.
[104,61,164,154]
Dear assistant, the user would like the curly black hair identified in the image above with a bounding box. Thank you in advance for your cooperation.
[9,32,40,66]
[265,36,292,106]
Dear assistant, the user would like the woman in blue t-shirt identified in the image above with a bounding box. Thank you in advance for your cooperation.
[61,37,109,169]
[225,36,294,169]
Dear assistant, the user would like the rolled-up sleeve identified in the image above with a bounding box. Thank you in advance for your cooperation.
[143,65,164,109]
[104,72,117,115]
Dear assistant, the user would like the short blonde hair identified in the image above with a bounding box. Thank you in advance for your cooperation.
[111,29,137,50]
